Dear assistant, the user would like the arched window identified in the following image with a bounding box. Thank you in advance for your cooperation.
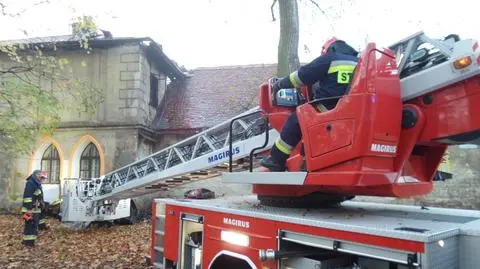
[80,142,100,179]
[41,144,61,183]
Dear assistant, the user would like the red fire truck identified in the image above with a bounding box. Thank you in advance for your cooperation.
[148,32,480,269]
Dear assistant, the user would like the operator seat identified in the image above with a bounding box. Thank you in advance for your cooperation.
[255,42,447,199]
[295,43,403,179]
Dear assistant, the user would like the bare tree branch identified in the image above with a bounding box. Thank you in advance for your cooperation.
[0,64,42,88]
[308,0,321,10]
[0,65,34,75]
[19,0,50,14]
[11,70,40,87]
[0,2,7,16]
[306,0,335,32]
[0,0,50,17]
[270,0,278,21]
[0,94,15,114]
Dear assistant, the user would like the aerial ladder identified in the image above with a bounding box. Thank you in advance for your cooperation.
[61,106,278,222]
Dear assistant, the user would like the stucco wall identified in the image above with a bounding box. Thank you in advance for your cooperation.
[0,44,168,126]
[154,134,192,152]
[0,42,176,209]
[57,45,159,125]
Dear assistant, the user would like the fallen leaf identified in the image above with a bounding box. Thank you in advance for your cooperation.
[0,215,152,269]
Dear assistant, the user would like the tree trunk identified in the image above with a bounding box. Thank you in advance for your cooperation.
[277,0,300,77]
[0,152,17,212]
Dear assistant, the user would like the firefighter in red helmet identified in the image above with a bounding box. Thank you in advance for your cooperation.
[321,36,339,55]
[262,37,359,171]
[21,170,48,247]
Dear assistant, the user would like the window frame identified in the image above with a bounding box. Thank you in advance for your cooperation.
[79,142,101,179]
[150,73,159,107]
[40,144,61,184]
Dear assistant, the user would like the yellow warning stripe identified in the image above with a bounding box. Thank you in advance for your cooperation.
[275,138,293,155]
[23,235,37,240]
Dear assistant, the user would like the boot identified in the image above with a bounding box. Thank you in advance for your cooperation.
[22,241,35,248]
[261,144,290,172]
[261,156,286,172]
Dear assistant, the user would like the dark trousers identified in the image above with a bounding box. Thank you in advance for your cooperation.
[23,213,39,245]
[38,208,47,230]
[271,112,302,165]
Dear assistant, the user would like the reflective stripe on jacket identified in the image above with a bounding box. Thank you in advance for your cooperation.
[22,175,43,214]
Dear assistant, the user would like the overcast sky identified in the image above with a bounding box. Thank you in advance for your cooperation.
[0,0,479,69]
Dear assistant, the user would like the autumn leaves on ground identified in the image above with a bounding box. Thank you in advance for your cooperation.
[0,215,152,269]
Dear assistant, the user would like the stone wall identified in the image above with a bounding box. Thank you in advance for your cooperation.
[138,137,154,161]
[357,145,480,210]
[139,49,168,122]
[139,50,154,123]
[118,46,147,123]
[112,129,140,169]
[418,146,480,209]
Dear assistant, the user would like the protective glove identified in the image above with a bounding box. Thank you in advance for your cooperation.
[23,212,32,221]
[271,79,282,93]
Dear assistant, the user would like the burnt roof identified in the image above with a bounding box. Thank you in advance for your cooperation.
[151,64,277,133]
[0,34,188,81]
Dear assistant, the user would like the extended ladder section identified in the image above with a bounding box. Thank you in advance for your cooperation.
[389,31,480,100]
[76,107,278,203]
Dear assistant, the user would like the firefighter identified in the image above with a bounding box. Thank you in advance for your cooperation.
[21,170,48,247]
[261,37,359,171]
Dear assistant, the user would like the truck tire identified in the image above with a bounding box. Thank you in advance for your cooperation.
[258,192,355,208]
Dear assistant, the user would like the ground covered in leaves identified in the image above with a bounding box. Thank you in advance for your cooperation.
[0,215,152,269]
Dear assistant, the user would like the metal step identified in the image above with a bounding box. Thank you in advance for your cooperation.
[72,107,278,203]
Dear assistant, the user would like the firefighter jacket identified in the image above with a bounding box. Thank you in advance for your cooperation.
[276,42,359,110]
[21,175,43,214]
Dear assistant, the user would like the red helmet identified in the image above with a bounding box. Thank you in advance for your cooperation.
[321,36,338,55]
[39,171,48,179]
